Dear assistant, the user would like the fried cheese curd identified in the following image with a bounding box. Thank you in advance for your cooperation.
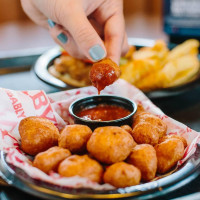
[127,144,157,181]
[133,104,146,118]
[87,126,136,164]
[133,112,167,138]
[58,125,92,153]
[33,147,71,174]
[103,162,141,188]
[58,155,103,183]
[19,117,59,155]
[154,138,184,174]
[132,122,159,146]
[159,135,187,149]
[120,125,133,134]
[89,58,121,93]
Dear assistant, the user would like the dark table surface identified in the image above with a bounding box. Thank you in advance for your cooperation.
[1,61,200,200]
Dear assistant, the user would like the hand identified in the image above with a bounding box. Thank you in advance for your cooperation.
[20,0,129,64]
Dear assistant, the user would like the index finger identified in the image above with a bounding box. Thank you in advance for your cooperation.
[104,14,126,64]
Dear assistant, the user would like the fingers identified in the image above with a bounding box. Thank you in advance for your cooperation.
[48,18,129,61]
[21,0,48,28]
[47,20,86,59]
[121,33,129,56]
[60,5,106,62]
[104,13,125,64]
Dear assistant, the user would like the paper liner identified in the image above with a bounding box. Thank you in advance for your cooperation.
[1,79,200,190]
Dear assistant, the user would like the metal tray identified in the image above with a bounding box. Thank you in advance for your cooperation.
[33,38,200,99]
[0,144,200,200]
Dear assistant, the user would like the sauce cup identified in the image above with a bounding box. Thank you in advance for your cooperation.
[69,95,137,130]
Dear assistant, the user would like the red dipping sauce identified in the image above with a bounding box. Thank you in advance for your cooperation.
[76,104,131,121]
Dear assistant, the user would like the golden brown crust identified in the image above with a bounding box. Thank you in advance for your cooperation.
[89,58,121,92]
[127,144,157,181]
[58,125,92,153]
[19,116,59,155]
[120,125,133,134]
[103,162,141,188]
[33,146,71,173]
[132,112,150,127]
[58,155,103,183]
[154,138,184,174]
[159,135,187,148]
[133,104,146,119]
[133,113,167,138]
[132,122,159,146]
[87,126,136,164]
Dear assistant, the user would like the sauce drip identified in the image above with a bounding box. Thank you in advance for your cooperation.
[76,104,131,121]
[89,58,121,94]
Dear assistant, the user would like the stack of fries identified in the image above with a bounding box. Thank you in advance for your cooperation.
[120,39,200,91]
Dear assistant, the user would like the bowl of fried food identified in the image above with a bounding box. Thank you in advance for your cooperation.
[2,99,200,200]
[17,105,188,189]
[34,38,200,98]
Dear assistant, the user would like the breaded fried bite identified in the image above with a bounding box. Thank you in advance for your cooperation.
[133,104,146,118]
[155,138,184,174]
[103,162,141,188]
[133,113,167,137]
[89,58,121,93]
[19,116,59,155]
[58,155,103,183]
[132,122,159,146]
[120,125,132,134]
[127,144,157,181]
[58,125,92,153]
[159,135,187,148]
[87,126,136,164]
[33,147,71,173]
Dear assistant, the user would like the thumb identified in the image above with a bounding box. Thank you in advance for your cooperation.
[61,6,106,62]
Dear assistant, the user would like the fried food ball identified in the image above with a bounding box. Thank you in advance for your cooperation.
[127,144,157,181]
[159,135,187,148]
[58,155,103,183]
[133,104,145,118]
[58,125,92,153]
[33,147,71,174]
[19,116,59,155]
[120,125,132,134]
[132,122,159,146]
[89,58,121,93]
[103,162,141,188]
[87,126,136,164]
[154,138,184,174]
[133,113,167,137]
[133,112,150,127]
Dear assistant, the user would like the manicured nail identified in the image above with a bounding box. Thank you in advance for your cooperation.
[89,44,106,61]
[57,33,68,44]
[47,19,55,28]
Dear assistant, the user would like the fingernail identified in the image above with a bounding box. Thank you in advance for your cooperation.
[57,33,68,44]
[47,19,55,28]
[89,44,106,61]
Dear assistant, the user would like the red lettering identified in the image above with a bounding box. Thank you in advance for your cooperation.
[13,103,22,110]
[10,97,17,105]
[31,91,48,110]
[40,104,56,122]
[17,111,26,118]
[15,108,23,115]
[22,91,28,95]
[6,91,13,97]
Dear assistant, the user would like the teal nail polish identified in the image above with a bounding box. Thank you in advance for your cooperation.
[57,33,68,44]
[89,45,106,61]
[47,19,55,28]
